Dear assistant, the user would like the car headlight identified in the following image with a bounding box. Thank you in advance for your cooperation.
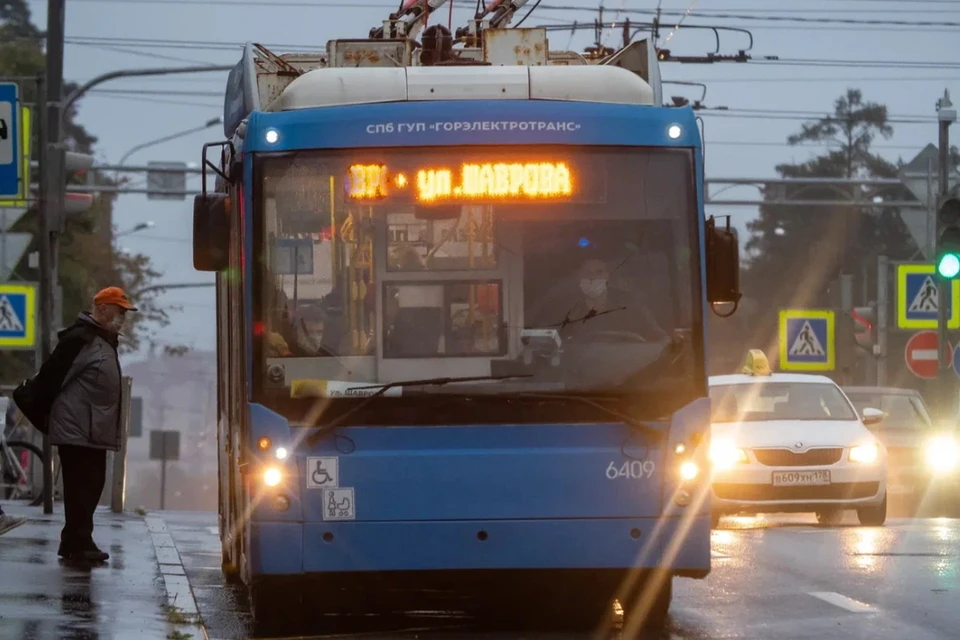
[850,443,879,464]
[263,466,283,487]
[709,440,748,469]
[925,436,960,473]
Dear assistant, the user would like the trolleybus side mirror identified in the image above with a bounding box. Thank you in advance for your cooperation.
[193,193,230,271]
[705,215,742,307]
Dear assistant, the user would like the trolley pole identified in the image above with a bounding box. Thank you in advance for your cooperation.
[937,91,957,417]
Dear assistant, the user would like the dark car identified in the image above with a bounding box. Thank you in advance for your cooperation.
[843,386,960,516]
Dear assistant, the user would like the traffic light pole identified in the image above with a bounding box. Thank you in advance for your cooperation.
[38,0,66,515]
[937,91,956,420]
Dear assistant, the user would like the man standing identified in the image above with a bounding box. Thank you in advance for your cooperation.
[35,286,135,561]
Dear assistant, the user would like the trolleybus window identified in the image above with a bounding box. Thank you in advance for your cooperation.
[255,146,700,407]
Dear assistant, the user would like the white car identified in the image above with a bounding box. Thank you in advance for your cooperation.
[707,353,888,528]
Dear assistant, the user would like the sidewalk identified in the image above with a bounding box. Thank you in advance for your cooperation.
[0,501,206,640]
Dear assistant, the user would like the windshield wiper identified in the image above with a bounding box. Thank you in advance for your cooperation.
[304,374,532,445]
[504,392,665,438]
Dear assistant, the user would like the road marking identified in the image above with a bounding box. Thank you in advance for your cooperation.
[808,591,875,613]
[711,549,730,558]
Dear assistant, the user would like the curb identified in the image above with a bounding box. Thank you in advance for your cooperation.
[145,515,209,639]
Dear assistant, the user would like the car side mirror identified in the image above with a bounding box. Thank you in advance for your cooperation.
[193,193,231,271]
[861,407,884,426]
[705,215,743,309]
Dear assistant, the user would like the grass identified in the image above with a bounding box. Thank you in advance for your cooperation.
[162,601,201,627]
[166,631,192,640]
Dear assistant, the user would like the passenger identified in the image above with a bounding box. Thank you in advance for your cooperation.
[293,305,329,355]
[41,287,135,562]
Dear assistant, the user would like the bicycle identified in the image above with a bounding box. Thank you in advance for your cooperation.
[1,415,61,507]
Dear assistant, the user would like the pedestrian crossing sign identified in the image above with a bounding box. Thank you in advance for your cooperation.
[778,309,835,371]
[897,264,960,330]
[0,283,36,349]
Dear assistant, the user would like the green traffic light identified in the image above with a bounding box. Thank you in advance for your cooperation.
[937,253,960,279]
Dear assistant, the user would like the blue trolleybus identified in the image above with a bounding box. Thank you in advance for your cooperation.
[193,4,741,634]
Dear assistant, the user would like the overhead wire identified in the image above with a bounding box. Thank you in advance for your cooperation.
[59,0,960,7]
[60,35,960,70]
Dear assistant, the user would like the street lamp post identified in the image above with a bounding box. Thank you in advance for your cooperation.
[116,117,223,168]
[104,117,223,279]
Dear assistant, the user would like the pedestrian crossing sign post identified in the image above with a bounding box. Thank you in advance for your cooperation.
[896,264,960,330]
[778,309,835,371]
[0,283,36,350]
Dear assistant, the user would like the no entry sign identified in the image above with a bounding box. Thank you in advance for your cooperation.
[904,331,952,379]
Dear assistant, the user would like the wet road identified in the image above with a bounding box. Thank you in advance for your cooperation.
[0,504,192,640]
[160,511,960,640]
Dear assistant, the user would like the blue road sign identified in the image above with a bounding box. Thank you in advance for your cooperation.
[0,83,22,199]
[897,264,960,329]
[778,309,835,371]
[0,283,36,350]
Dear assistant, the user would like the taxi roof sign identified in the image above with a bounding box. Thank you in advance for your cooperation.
[740,349,772,376]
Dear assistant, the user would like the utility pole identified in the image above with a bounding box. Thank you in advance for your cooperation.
[39,0,66,515]
[937,90,957,417]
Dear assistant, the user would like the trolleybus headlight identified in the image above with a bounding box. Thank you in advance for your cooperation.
[273,495,291,512]
[925,436,959,473]
[275,447,289,461]
[667,124,682,139]
[257,437,271,451]
[850,443,879,464]
[709,440,748,470]
[680,461,699,481]
[263,466,283,487]
[265,128,280,144]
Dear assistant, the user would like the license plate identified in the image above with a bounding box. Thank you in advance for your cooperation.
[772,470,831,486]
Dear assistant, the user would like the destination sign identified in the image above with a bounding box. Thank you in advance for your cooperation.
[346,161,576,204]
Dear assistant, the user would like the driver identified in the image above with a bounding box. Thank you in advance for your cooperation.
[562,257,667,342]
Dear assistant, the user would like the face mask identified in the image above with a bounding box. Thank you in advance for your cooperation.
[111,315,126,332]
[580,278,607,299]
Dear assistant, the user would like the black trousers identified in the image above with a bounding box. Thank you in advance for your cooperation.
[58,445,107,550]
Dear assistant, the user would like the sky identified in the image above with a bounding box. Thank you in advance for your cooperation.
[21,0,960,365]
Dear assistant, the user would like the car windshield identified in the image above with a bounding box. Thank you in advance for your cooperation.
[709,382,857,422]
[844,391,932,429]
[254,145,700,411]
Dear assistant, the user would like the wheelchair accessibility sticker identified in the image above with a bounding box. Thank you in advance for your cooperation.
[322,488,355,521]
[306,457,339,489]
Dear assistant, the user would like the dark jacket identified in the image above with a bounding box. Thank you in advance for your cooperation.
[36,313,123,451]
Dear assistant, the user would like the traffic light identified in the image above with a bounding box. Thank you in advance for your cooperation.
[936,196,960,278]
[851,305,876,352]
[63,151,94,216]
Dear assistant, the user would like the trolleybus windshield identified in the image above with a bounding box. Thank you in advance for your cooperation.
[254,145,702,410]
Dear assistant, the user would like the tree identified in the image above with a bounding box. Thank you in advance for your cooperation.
[0,1,171,384]
[736,89,918,359]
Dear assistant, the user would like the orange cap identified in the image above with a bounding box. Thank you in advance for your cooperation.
[94,286,138,311]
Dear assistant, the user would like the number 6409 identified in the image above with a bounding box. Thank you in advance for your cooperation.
[606,461,655,479]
